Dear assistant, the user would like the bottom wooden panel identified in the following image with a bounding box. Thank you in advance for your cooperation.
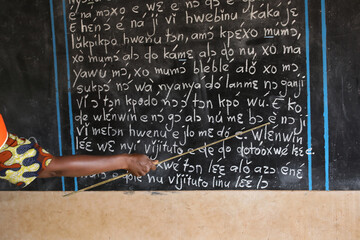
[0,191,359,240]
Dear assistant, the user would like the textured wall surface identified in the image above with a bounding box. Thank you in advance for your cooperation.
[0,191,359,240]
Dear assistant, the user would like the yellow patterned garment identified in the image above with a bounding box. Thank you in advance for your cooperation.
[0,133,53,187]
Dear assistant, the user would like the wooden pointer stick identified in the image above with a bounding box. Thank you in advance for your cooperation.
[63,122,270,197]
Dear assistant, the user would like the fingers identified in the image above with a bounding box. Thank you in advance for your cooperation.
[144,158,157,174]
[150,160,158,171]
[127,154,158,177]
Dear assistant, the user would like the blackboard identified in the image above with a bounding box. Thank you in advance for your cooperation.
[0,0,359,191]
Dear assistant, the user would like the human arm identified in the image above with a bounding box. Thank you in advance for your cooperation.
[38,154,158,178]
[0,117,157,184]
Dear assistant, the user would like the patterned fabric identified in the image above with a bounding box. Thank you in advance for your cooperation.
[0,133,53,187]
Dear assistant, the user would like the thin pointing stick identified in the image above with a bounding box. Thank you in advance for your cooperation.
[63,122,270,197]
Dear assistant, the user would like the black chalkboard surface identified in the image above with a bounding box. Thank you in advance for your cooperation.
[0,0,359,191]
[0,1,62,190]
[326,0,360,190]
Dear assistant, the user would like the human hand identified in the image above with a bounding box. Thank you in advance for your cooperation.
[124,154,158,177]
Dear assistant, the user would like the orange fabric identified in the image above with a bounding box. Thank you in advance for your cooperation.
[0,114,7,148]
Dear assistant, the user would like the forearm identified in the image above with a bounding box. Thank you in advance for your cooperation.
[38,154,129,178]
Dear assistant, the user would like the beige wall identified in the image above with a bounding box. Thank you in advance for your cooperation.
[0,191,359,240]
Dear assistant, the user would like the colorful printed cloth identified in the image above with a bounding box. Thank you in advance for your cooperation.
[0,133,53,187]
